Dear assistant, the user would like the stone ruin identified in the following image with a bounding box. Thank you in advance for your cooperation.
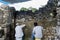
[0,2,60,40]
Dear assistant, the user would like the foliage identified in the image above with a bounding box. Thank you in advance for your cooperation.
[29,7,37,13]
[20,7,37,13]
[20,7,28,11]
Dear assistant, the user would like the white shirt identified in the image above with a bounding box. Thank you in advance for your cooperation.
[32,26,43,38]
[56,26,60,35]
[15,24,25,38]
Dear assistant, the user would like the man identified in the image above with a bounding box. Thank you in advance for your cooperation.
[15,23,25,40]
[32,22,43,40]
[56,26,60,40]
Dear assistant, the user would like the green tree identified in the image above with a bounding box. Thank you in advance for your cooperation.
[29,7,37,13]
[20,7,28,11]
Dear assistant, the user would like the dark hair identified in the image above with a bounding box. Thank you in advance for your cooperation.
[34,22,38,26]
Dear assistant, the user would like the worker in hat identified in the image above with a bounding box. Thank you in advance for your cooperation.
[15,23,25,40]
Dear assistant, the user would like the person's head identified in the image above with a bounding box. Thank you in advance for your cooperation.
[34,22,38,26]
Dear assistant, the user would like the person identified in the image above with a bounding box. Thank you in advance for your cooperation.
[56,26,60,40]
[32,22,43,40]
[22,26,26,40]
[31,31,35,40]
[15,23,25,40]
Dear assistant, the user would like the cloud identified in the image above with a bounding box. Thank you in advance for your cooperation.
[0,0,49,11]
[0,2,3,6]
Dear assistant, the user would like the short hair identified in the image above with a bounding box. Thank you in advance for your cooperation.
[34,22,38,26]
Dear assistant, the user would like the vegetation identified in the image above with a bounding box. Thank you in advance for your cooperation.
[20,7,28,11]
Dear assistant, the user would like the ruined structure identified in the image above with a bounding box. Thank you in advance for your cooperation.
[0,4,14,40]
[56,1,60,39]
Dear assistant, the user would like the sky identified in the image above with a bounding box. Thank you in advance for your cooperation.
[0,0,49,11]
[0,0,10,4]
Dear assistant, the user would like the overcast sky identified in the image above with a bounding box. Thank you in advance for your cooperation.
[0,0,49,11]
